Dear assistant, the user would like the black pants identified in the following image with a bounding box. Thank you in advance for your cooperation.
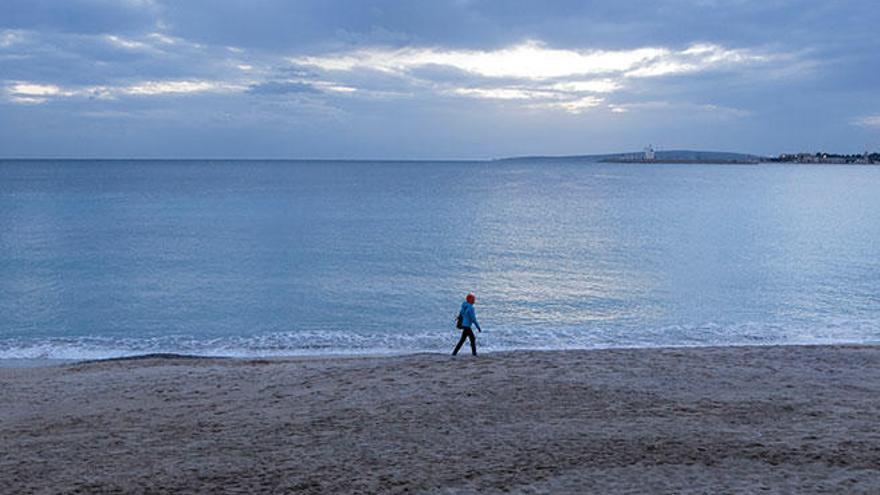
[452,327,477,356]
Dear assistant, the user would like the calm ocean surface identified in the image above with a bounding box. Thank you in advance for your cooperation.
[2,159,879,360]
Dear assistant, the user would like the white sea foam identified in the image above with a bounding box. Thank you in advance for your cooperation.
[2,319,878,362]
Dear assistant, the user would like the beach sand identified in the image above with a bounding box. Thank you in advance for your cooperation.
[2,345,879,494]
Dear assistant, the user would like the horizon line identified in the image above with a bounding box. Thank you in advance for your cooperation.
[3,148,876,162]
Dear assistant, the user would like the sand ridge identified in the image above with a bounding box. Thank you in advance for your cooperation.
[1,345,879,493]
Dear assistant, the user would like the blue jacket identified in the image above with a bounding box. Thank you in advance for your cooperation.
[459,301,481,331]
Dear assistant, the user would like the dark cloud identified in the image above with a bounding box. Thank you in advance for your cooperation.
[0,0,158,35]
[145,0,880,53]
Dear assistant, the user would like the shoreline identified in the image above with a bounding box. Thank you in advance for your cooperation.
[3,341,880,369]
[3,344,879,493]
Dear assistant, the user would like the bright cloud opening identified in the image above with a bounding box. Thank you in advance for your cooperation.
[3,80,248,104]
[293,41,674,80]
[538,96,605,114]
[123,80,238,96]
[10,83,64,96]
[104,34,153,51]
[453,88,538,100]
[853,115,880,128]
[6,82,75,104]
[290,40,776,113]
[0,30,26,48]
[549,79,622,93]
[293,41,770,81]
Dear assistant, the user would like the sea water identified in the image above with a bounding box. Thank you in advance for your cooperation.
[2,159,879,360]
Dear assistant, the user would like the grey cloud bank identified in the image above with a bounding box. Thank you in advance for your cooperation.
[1,0,878,158]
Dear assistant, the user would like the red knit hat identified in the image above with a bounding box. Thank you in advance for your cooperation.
[466,293,476,304]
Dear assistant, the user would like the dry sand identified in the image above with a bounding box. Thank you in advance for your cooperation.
[1,345,879,494]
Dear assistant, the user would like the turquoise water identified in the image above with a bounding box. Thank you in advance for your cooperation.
[2,159,879,359]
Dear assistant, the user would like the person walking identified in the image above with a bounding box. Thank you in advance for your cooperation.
[453,293,482,356]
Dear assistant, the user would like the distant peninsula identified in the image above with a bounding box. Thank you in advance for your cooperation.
[497,149,879,165]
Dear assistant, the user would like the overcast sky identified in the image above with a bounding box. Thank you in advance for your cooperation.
[1,0,878,159]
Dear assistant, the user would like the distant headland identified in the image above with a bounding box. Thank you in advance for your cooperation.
[497,148,879,165]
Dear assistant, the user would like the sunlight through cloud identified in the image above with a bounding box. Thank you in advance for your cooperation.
[292,41,771,81]
[3,80,247,104]
[292,41,674,80]
[291,40,776,113]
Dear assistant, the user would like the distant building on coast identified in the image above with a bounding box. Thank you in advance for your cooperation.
[772,151,879,164]
[644,145,655,161]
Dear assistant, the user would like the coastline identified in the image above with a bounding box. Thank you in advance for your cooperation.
[3,345,879,493]
[5,340,880,369]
